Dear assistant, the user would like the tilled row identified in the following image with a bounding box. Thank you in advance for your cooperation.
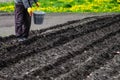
[85,53,120,80]
[0,14,116,49]
[22,21,120,80]
[0,14,119,66]
[0,14,112,43]
[0,16,97,47]
[54,34,120,80]
[0,14,120,80]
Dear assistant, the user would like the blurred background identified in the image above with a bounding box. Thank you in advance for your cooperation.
[0,0,120,13]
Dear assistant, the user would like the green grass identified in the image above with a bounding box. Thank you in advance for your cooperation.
[0,0,120,12]
[0,1,14,7]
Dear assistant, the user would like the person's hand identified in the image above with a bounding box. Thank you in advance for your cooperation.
[27,7,33,16]
[36,2,40,7]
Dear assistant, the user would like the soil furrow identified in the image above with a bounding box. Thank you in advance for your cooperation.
[0,16,119,70]
[55,45,120,80]
[14,21,120,79]
[0,14,119,57]
[29,15,112,36]
[0,14,118,51]
[0,14,118,44]
[0,16,97,47]
[0,15,110,50]
[32,31,120,80]
[85,54,120,80]
[0,14,120,80]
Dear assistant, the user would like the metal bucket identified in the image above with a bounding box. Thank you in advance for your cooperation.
[33,11,45,24]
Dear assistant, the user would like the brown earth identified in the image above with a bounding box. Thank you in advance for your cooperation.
[0,14,120,80]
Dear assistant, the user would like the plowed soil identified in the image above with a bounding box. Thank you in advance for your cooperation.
[0,14,120,80]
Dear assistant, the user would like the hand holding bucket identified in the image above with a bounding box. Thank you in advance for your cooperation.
[27,7,33,16]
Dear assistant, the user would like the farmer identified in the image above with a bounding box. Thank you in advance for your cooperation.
[14,0,39,42]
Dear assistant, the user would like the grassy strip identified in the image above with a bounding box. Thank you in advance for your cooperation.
[0,0,120,12]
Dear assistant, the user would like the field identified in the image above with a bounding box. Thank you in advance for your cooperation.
[0,0,120,12]
[0,14,120,80]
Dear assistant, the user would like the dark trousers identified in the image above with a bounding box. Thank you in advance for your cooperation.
[15,3,31,38]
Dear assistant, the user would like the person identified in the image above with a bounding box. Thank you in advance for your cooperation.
[14,0,39,42]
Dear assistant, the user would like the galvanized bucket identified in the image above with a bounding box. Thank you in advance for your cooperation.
[33,11,45,24]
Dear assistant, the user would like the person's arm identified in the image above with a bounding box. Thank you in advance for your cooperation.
[22,0,39,16]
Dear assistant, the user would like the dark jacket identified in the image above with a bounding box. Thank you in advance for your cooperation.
[14,0,38,8]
